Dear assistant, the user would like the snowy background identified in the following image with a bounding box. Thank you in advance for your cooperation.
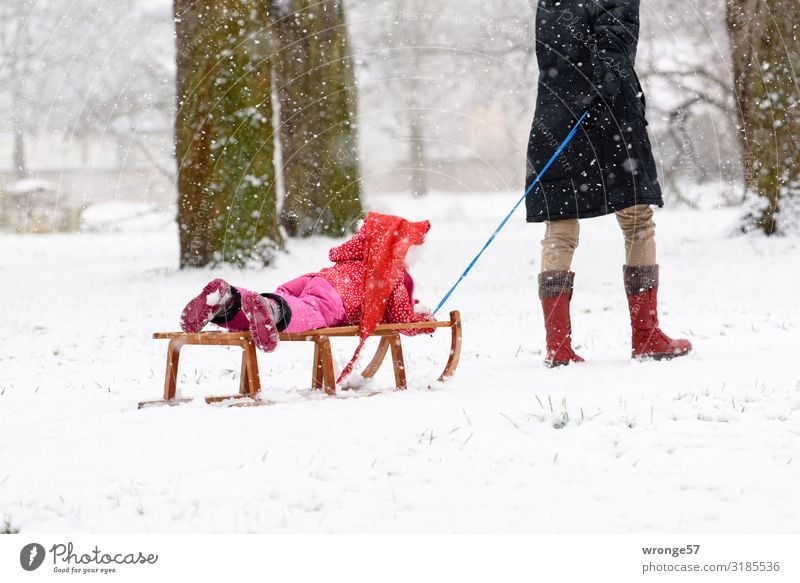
[2,193,799,532]
[0,0,741,207]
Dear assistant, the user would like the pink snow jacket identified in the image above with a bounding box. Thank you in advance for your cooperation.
[314,226,434,335]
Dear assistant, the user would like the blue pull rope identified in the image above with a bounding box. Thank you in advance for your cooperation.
[432,111,589,316]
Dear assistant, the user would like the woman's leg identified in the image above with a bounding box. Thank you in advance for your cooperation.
[615,204,656,267]
[541,219,579,273]
[615,205,691,359]
[539,219,584,366]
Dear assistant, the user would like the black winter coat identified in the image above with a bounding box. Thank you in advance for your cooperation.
[525,0,663,222]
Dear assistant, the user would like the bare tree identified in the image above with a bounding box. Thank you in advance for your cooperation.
[0,1,175,177]
[63,1,175,176]
[349,0,536,195]
[0,1,56,176]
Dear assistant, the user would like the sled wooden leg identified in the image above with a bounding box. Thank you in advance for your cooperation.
[163,338,184,400]
[312,339,323,390]
[200,338,261,404]
[239,346,250,396]
[312,337,336,395]
[240,339,261,398]
[319,337,336,396]
[361,337,391,379]
[142,333,268,409]
[439,310,463,382]
[389,334,407,391]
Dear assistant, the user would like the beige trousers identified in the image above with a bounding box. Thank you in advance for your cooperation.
[541,204,656,272]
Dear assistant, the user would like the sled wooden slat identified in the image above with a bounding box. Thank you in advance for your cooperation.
[151,318,457,341]
[139,310,462,409]
[279,318,456,339]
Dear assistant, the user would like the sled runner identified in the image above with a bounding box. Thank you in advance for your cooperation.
[137,310,462,409]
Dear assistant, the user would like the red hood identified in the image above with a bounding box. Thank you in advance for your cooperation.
[337,212,430,382]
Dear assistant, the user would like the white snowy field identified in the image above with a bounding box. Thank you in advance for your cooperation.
[1,192,799,533]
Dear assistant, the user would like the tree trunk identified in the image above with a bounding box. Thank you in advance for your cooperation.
[175,0,282,268]
[407,97,429,197]
[271,0,362,238]
[13,127,26,177]
[12,86,27,176]
[727,0,800,234]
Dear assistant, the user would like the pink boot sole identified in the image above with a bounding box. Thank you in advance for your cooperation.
[180,279,232,333]
[241,291,279,353]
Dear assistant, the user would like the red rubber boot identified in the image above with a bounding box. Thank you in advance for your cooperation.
[539,271,585,367]
[624,265,692,360]
[240,290,280,353]
[180,278,233,333]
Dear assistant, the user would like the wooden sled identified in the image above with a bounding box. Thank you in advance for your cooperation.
[138,310,462,409]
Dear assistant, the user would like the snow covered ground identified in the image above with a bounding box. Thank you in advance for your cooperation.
[1,192,799,533]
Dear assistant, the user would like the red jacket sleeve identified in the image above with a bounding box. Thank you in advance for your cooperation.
[384,272,435,335]
[329,226,366,263]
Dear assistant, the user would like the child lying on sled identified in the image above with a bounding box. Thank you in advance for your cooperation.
[180,212,436,381]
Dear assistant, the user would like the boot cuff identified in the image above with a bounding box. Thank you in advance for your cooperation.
[538,271,575,299]
[261,293,292,332]
[623,264,659,295]
[210,286,241,326]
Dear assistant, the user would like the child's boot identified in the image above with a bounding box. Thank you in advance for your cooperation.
[240,290,280,353]
[180,279,235,332]
[539,271,585,367]
[624,265,692,360]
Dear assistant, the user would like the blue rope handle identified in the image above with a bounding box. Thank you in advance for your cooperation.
[432,111,590,316]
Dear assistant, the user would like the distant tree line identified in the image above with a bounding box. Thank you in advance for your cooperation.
[3,0,797,257]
